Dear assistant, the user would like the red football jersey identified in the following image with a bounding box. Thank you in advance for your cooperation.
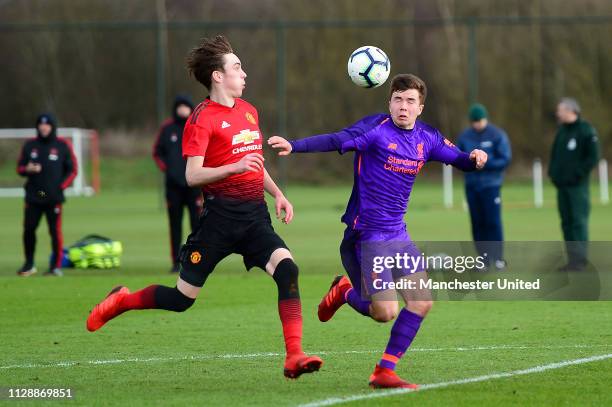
[182,98,264,202]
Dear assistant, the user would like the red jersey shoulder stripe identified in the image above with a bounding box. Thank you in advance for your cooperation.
[190,99,211,125]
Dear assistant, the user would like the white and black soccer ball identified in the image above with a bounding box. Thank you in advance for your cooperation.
[347,46,391,88]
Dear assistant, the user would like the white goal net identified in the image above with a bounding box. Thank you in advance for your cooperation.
[0,128,100,197]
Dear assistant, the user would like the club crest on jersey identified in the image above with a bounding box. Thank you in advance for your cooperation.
[171,133,178,142]
[387,143,397,150]
[49,148,59,161]
[221,121,231,129]
[245,112,256,125]
[416,143,424,159]
[30,149,38,159]
[190,251,202,264]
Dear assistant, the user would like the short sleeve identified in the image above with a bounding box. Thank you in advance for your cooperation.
[182,121,211,159]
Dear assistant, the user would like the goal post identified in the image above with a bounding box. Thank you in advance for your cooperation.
[0,128,100,197]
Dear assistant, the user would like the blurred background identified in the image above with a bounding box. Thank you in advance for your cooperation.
[0,0,610,188]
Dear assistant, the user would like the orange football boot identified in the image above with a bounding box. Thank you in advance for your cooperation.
[86,286,130,332]
[369,364,419,389]
[318,275,352,322]
[284,353,323,379]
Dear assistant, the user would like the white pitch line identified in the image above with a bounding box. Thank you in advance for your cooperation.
[0,344,610,370]
[298,353,612,407]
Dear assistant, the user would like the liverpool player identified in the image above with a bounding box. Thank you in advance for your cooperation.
[16,113,77,277]
[269,74,487,388]
[87,35,322,379]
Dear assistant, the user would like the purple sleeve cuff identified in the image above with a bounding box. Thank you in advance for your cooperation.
[452,152,477,172]
[289,139,306,153]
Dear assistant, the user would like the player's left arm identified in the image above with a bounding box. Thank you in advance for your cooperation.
[263,168,293,224]
[60,140,78,189]
[484,132,512,171]
[429,134,487,171]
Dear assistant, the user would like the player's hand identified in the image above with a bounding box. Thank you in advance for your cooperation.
[275,194,294,224]
[267,136,292,156]
[25,162,42,174]
[233,153,264,174]
[469,149,488,170]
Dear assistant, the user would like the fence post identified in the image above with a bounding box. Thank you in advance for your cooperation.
[443,164,453,208]
[533,158,543,208]
[599,158,610,205]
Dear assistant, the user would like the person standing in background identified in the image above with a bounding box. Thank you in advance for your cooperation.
[16,113,77,277]
[153,95,203,273]
[457,103,511,269]
[549,98,600,271]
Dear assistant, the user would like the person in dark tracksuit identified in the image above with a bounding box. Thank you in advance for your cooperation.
[457,104,511,269]
[549,98,600,271]
[153,95,203,273]
[16,113,77,277]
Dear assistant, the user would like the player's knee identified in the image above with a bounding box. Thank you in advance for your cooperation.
[272,258,300,300]
[371,302,398,323]
[409,300,433,317]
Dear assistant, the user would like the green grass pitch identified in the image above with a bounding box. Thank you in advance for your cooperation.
[0,183,611,406]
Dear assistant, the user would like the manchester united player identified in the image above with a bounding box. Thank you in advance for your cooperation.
[86,35,322,379]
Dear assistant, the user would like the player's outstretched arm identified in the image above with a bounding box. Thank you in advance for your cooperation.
[268,113,388,155]
[185,154,264,187]
[268,130,354,155]
[263,168,293,224]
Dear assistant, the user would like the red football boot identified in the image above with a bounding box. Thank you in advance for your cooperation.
[86,286,130,332]
[369,365,419,389]
[318,275,352,322]
[283,353,323,379]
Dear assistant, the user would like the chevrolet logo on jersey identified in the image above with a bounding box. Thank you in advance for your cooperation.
[232,130,260,145]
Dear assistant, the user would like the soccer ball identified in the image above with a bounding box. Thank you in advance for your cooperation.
[347,46,391,88]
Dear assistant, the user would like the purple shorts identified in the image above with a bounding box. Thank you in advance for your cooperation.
[340,226,424,298]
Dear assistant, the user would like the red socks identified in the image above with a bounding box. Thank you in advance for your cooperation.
[278,298,303,355]
[118,285,158,313]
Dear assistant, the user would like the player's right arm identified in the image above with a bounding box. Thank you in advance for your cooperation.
[185,154,264,188]
[268,113,387,155]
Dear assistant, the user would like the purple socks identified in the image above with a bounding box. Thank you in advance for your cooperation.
[379,308,423,370]
[344,287,371,316]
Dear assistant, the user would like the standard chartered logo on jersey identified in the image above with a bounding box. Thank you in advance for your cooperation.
[232,129,262,154]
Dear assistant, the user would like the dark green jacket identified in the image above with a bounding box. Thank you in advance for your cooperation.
[548,118,600,187]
